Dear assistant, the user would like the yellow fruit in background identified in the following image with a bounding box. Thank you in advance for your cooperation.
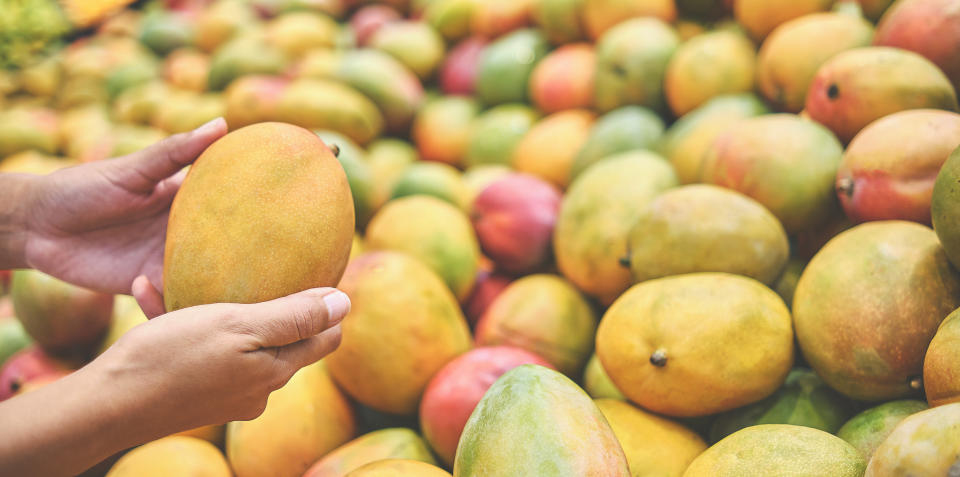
[664,30,756,117]
[106,436,231,477]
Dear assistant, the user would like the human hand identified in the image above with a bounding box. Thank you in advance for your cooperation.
[22,118,228,296]
[0,286,349,477]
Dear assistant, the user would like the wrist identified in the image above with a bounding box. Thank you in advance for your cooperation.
[0,173,41,270]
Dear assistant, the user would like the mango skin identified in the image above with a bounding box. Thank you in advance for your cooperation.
[347,459,452,477]
[475,29,548,106]
[315,130,376,228]
[413,95,480,167]
[865,403,960,476]
[512,109,594,189]
[733,0,833,41]
[683,425,866,477]
[365,196,479,302]
[596,399,707,477]
[583,354,625,401]
[453,365,631,477]
[570,106,664,179]
[327,252,472,415]
[370,21,446,81]
[475,275,597,377]
[0,318,31,367]
[555,151,678,305]
[227,361,356,477]
[597,273,794,417]
[163,122,354,311]
[627,184,789,286]
[106,436,231,477]
[709,368,854,443]
[528,43,595,113]
[334,49,425,134]
[664,30,756,117]
[12,270,113,354]
[924,308,960,407]
[837,400,928,460]
[933,145,960,269]
[874,0,960,92]
[699,114,843,234]
[757,12,874,113]
[837,109,960,225]
[594,18,679,113]
[303,428,436,477]
[390,162,470,211]
[805,47,959,144]
[582,0,677,40]
[276,78,384,146]
[793,221,960,401]
[464,104,540,168]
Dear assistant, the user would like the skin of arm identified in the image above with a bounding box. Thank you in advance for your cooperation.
[0,118,351,476]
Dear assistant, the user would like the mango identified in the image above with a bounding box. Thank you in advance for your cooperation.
[106,436,230,477]
[594,18,679,113]
[12,270,113,355]
[464,104,539,168]
[316,130,375,228]
[96,295,147,355]
[0,318,30,367]
[556,151,678,304]
[734,0,833,40]
[327,252,472,415]
[453,365,630,476]
[413,95,480,167]
[570,106,664,179]
[837,109,960,224]
[424,0,474,42]
[874,0,960,92]
[758,12,874,113]
[276,78,384,145]
[367,139,417,211]
[583,354,625,400]
[113,81,169,125]
[352,5,402,45]
[366,196,479,301]
[805,47,958,143]
[462,165,512,209]
[18,56,62,99]
[659,93,768,184]
[222,75,287,128]
[664,30,756,117]
[683,425,866,476]
[440,37,487,96]
[469,0,533,38]
[390,162,470,210]
[227,361,356,477]
[512,109,594,189]
[582,0,677,39]
[163,122,354,311]
[265,11,339,58]
[162,48,210,93]
[837,400,929,459]
[0,346,73,401]
[865,403,960,476]
[924,308,960,407]
[475,29,548,106]
[139,9,194,56]
[475,274,596,376]
[699,114,844,234]
[194,0,257,53]
[532,0,585,44]
[347,459,452,477]
[369,21,446,80]
[597,273,794,417]
[472,174,562,275]
[794,221,960,401]
[0,107,59,157]
[152,91,225,134]
[627,184,788,285]
[596,399,707,477]
[420,346,553,466]
[933,146,960,268]
[333,49,425,134]
[303,428,436,477]
[528,43,595,113]
[207,34,288,91]
[709,368,853,443]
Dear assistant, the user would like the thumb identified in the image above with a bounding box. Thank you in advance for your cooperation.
[110,117,228,194]
[244,288,351,349]
[132,275,166,319]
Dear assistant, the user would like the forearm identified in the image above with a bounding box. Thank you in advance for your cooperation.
[0,173,39,270]
[0,361,157,477]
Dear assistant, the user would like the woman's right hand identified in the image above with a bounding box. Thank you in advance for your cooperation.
[0,285,349,477]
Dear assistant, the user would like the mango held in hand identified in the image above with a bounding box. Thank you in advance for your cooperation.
[453,365,630,477]
[163,122,354,311]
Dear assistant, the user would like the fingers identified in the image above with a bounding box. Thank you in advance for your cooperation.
[132,275,166,319]
[275,324,343,371]
[243,288,351,348]
[113,118,228,193]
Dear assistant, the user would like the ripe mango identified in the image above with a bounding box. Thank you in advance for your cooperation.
[453,365,630,476]
[528,43,595,113]
[413,95,480,167]
[347,459,452,477]
[276,78,384,145]
[664,30,756,117]
[570,106,664,179]
[106,436,231,477]
[163,122,354,311]
[332,50,425,134]
[512,109,594,189]
[837,400,928,459]
[582,0,677,39]
[583,354,625,400]
[327,252,472,415]
[389,162,470,211]
[594,18,679,113]
[865,403,960,476]
[369,21,446,80]
[924,308,960,407]
[303,428,436,477]
[733,0,833,41]
[227,361,356,477]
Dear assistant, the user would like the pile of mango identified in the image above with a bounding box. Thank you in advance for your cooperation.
[3,0,960,475]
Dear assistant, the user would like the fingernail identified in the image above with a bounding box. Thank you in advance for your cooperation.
[323,291,351,326]
[196,117,225,135]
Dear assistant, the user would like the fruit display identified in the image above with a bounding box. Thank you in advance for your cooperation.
[1,0,960,475]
